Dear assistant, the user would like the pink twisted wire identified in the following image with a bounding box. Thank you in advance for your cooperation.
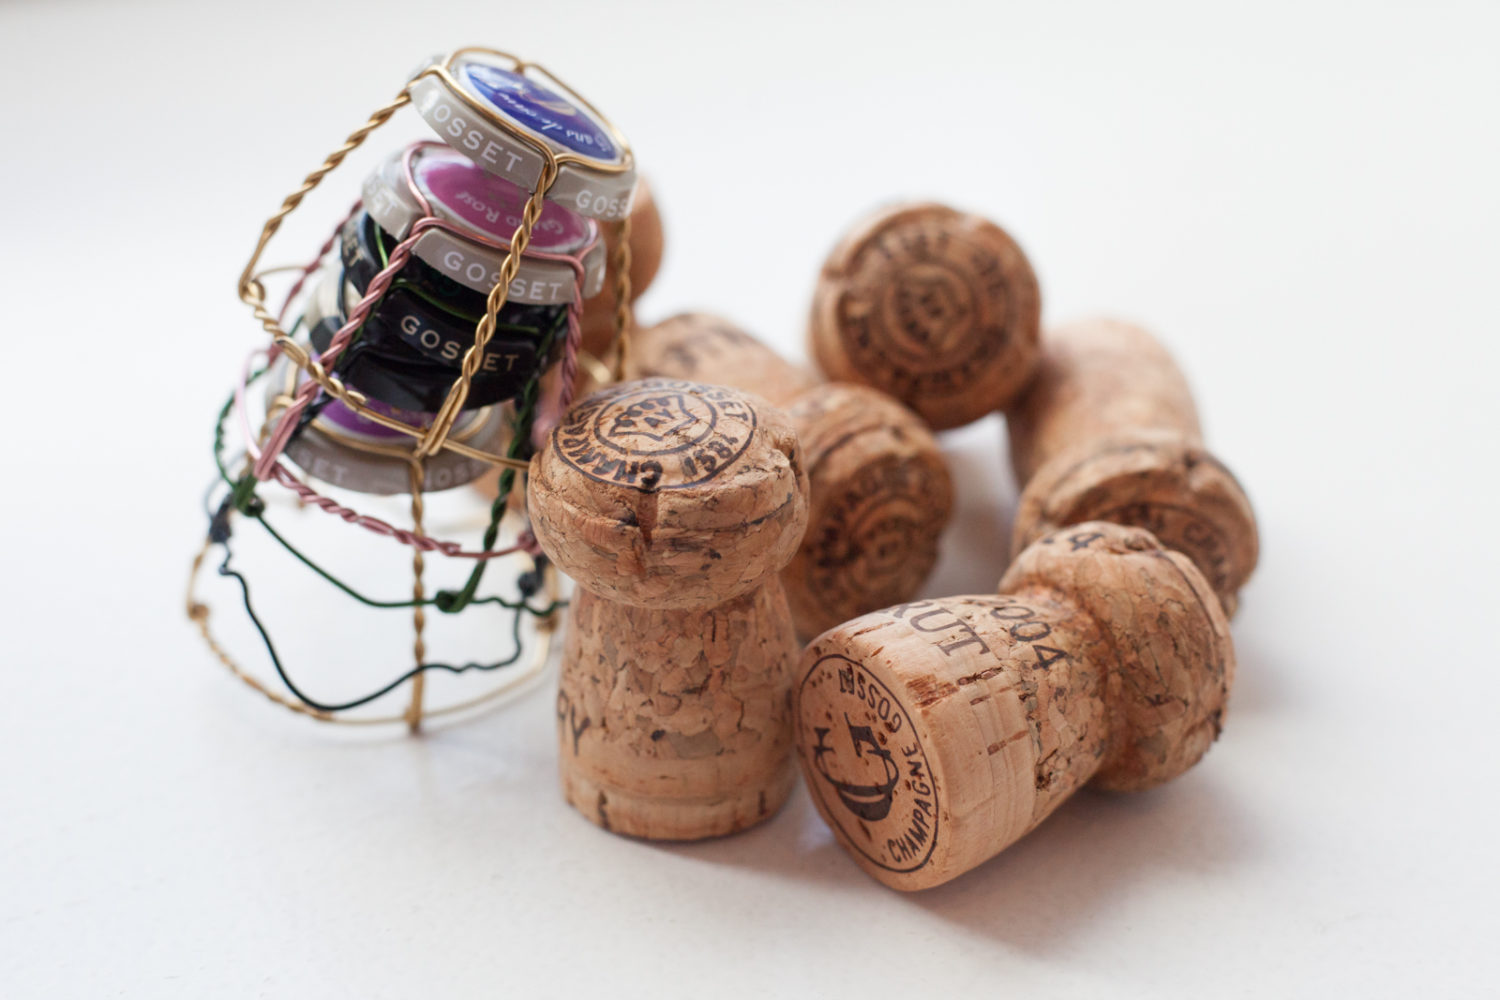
[276,198,362,328]
[393,142,590,445]
[266,464,537,559]
[234,347,535,560]
[236,140,596,559]
[253,214,445,480]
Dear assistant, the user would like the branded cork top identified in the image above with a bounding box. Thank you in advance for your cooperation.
[528,378,809,608]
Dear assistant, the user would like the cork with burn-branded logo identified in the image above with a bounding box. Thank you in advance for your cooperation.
[528,378,808,610]
[794,600,1044,891]
[1006,318,1257,615]
[782,385,952,638]
[809,203,1041,430]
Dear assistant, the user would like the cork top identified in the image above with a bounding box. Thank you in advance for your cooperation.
[528,378,809,609]
[809,202,1041,429]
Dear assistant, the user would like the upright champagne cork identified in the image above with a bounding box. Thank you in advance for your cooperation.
[629,313,954,639]
[809,202,1041,430]
[579,178,665,358]
[471,180,665,502]
[1008,318,1258,614]
[794,521,1234,891]
[528,377,809,839]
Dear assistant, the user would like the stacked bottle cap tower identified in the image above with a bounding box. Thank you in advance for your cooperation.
[193,48,638,729]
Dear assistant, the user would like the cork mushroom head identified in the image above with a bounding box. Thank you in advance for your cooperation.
[793,520,1234,890]
[1013,430,1259,616]
[809,202,1042,430]
[529,378,809,610]
[998,521,1235,792]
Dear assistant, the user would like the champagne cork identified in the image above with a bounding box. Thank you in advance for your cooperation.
[794,521,1234,891]
[579,178,665,359]
[1008,318,1258,614]
[809,202,1041,430]
[629,313,954,639]
[528,377,809,839]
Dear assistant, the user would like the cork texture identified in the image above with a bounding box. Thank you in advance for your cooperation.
[793,521,1234,890]
[629,313,953,637]
[809,202,1041,429]
[530,378,809,839]
[627,312,820,408]
[528,377,807,610]
[782,385,952,638]
[556,584,799,840]
[1006,317,1201,483]
[1007,318,1258,614]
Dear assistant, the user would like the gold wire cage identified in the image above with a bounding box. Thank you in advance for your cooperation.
[190,47,639,730]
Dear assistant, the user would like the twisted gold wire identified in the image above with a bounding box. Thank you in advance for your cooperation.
[238,88,415,314]
[227,77,520,472]
[406,460,428,732]
[609,215,634,381]
[416,162,559,457]
[200,48,641,727]
[270,338,532,471]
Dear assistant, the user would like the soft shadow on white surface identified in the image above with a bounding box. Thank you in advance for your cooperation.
[657,773,1254,954]
[907,778,1254,949]
[1214,620,1285,718]
[4,0,1498,993]
[656,786,868,890]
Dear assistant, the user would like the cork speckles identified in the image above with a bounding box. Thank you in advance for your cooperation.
[1008,319,1258,615]
[533,380,809,840]
[793,521,1234,889]
[809,202,1041,429]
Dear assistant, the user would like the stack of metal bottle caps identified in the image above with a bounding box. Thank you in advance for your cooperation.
[273,51,637,495]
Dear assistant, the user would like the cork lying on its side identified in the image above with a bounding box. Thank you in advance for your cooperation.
[808,202,1041,430]
[1007,318,1258,614]
[529,377,809,840]
[629,312,819,407]
[629,313,953,638]
[793,521,1234,891]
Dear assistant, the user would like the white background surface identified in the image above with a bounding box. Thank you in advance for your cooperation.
[3,0,1497,996]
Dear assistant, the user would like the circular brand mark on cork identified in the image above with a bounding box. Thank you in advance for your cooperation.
[807,462,943,620]
[553,379,758,492]
[836,215,1023,399]
[798,653,938,873]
